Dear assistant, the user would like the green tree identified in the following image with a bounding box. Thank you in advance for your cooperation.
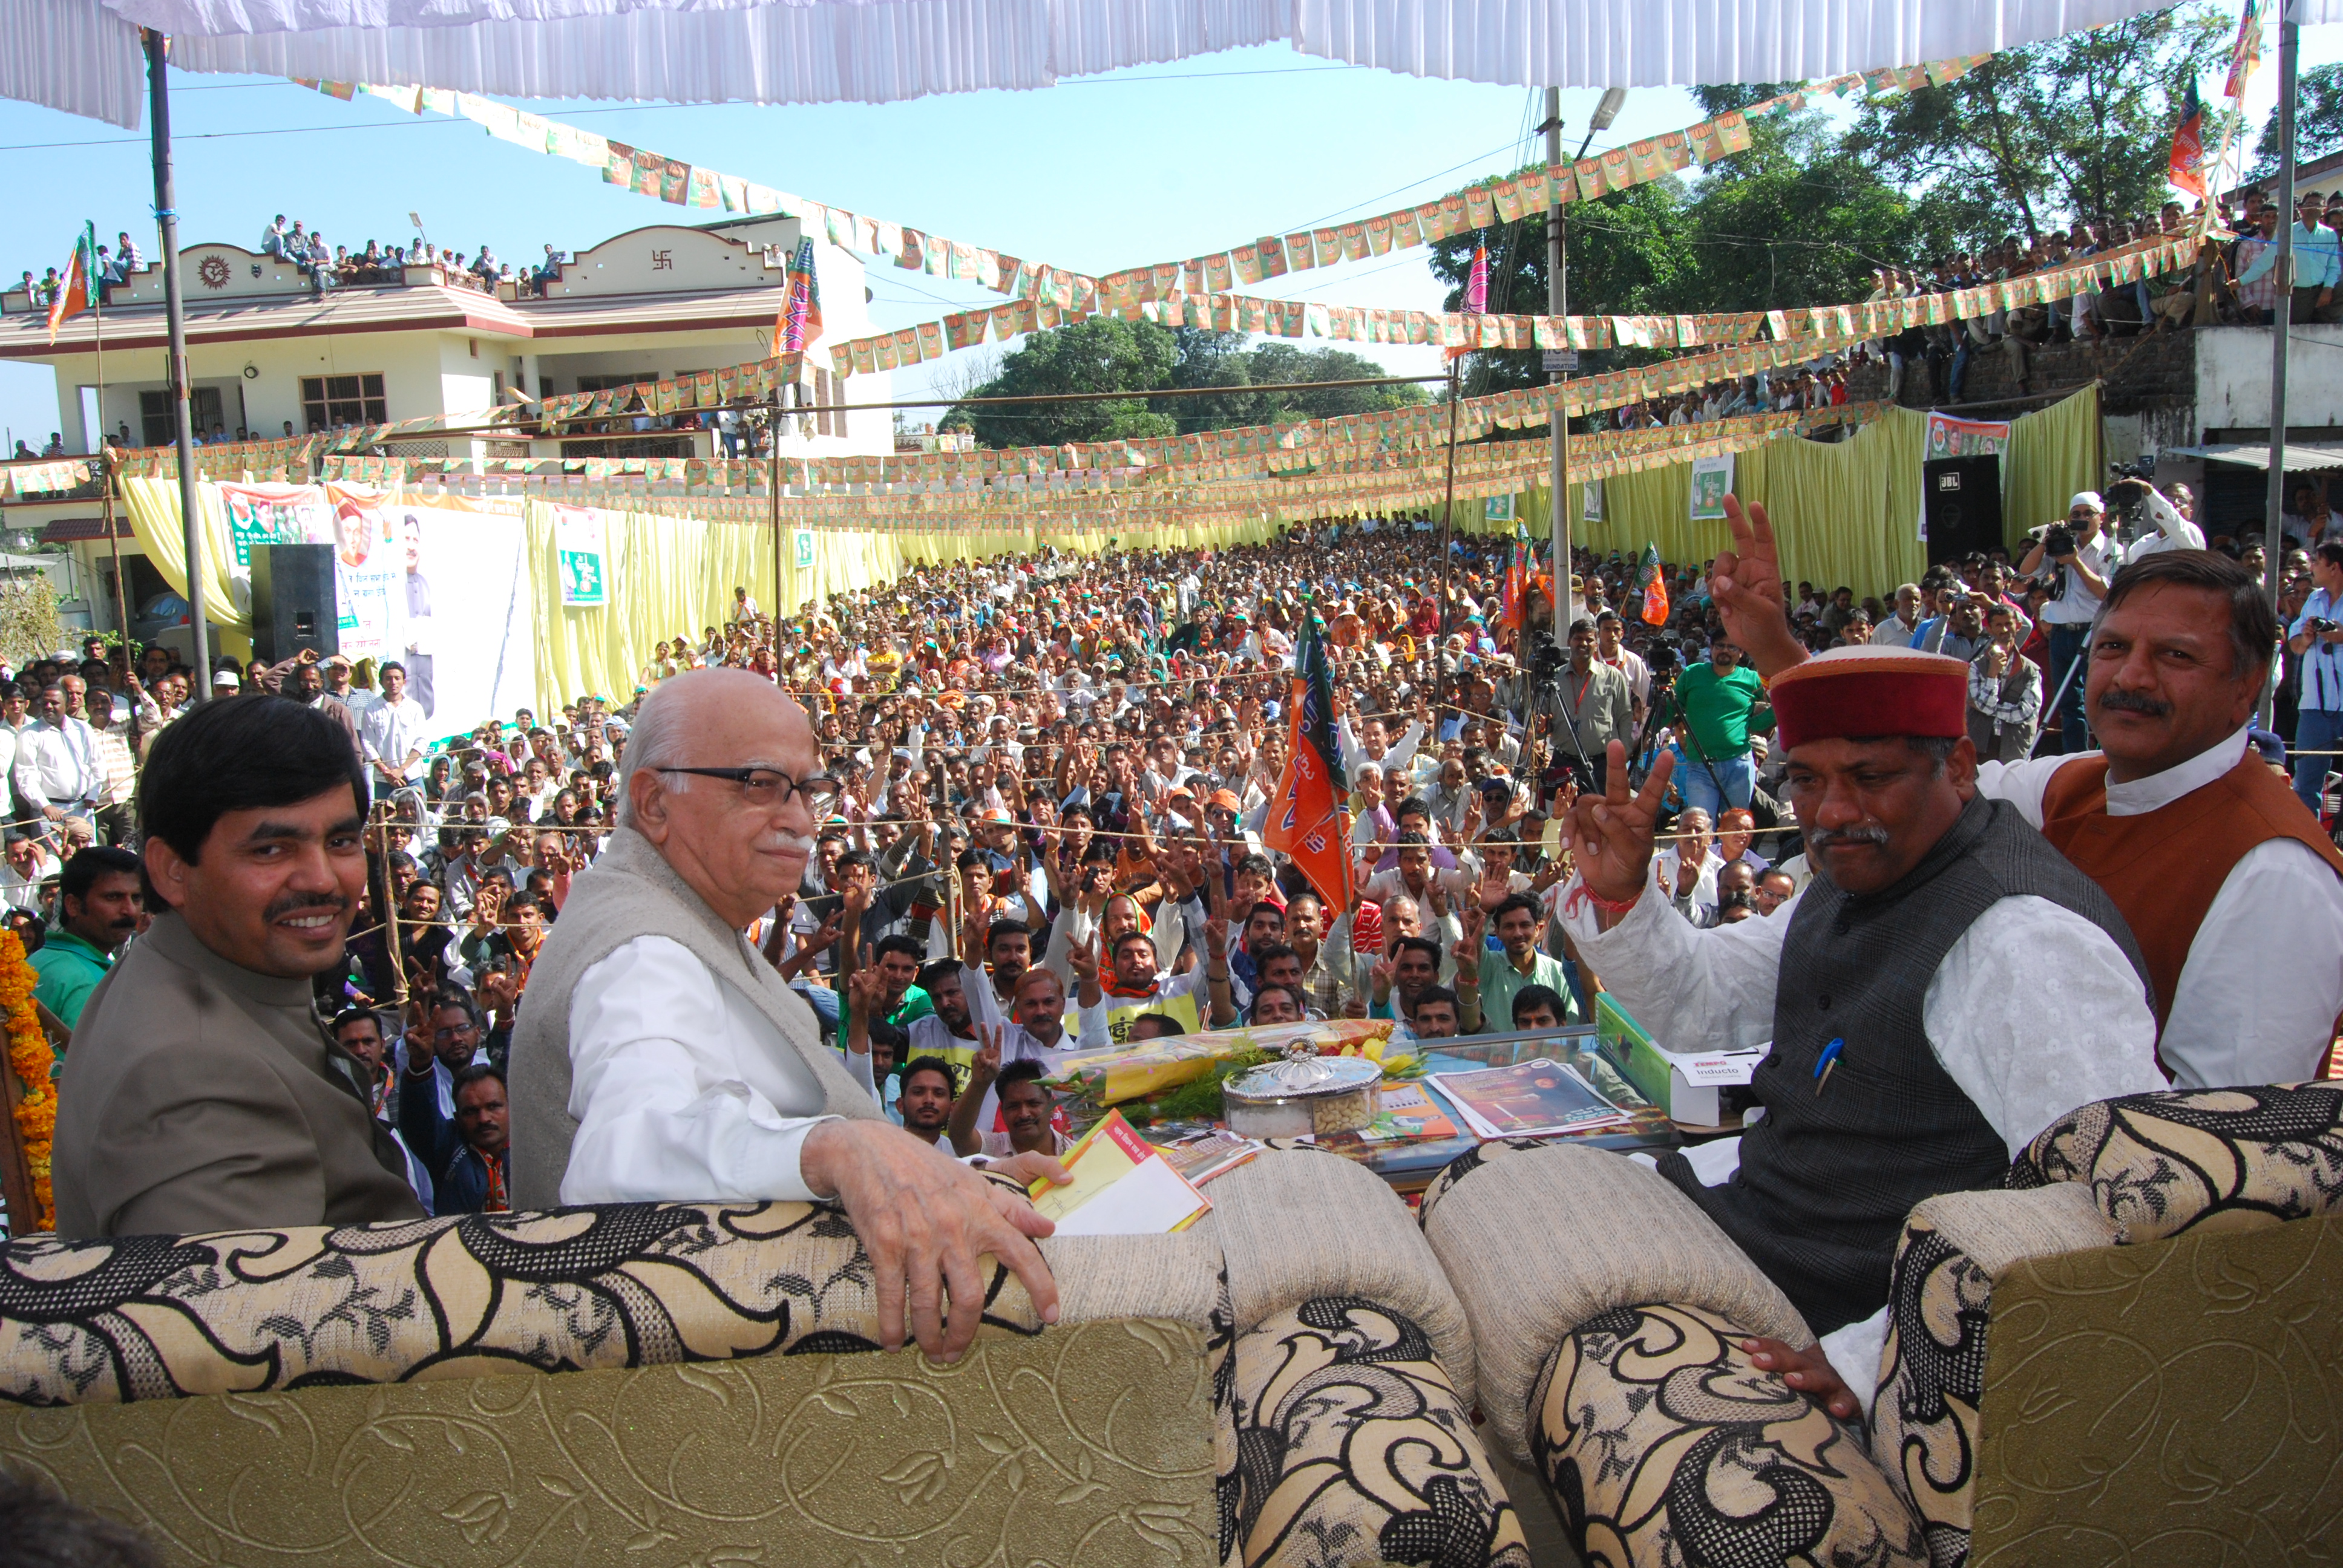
[1850,7,2231,242]
[946,316,1180,448]
[949,323,1426,444]
[1425,108,1925,395]
[2249,60,2343,180]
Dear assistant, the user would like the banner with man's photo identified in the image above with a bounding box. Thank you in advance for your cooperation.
[206,482,537,737]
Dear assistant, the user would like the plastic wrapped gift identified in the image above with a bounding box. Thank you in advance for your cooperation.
[1047,1018,1396,1110]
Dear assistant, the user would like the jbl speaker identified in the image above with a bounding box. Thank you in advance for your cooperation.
[1921,456,2004,567]
[252,543,339,665]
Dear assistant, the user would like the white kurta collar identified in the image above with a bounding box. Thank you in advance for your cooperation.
[2102,726,2250,817]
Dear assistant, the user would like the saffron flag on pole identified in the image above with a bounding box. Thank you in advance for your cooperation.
[2168,78,2207,200]
[2224,0,2263,99]
[1260,616,1350,913]
[44,222,96,345]
[1637,542,1670,627]
[1446,237,1488,362]
[773,238,825,358]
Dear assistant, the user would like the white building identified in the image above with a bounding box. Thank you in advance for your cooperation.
[0,213,888,636]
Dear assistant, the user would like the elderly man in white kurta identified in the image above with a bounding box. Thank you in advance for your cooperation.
[508,668,1060,1364]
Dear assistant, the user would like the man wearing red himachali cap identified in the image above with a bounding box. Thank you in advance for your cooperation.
[1556,510,2166,1419]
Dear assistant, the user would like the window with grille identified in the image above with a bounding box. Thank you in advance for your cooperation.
[300,373,387,431]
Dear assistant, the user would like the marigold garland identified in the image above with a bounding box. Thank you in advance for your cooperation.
[0,930,56,1233]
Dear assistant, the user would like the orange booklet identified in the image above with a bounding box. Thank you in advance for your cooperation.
[1028,1110,1213,1235]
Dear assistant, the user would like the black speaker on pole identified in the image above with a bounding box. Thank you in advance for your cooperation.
[251,543,339,665]
[1921,456,2005,568]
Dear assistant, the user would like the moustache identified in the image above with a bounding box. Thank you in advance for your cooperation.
[2096,687,2173,718]
[762,832,818,858]
[1809,825,1892,851]
[263,891,350,923]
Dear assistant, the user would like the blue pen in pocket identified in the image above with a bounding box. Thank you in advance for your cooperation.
[1814,1037,1844,1096]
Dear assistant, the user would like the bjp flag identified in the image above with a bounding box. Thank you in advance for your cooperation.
[1261,617,1350,913]
[44,222,96,345]
[1637,541,1670,626]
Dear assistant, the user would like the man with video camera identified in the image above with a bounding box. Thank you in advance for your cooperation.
[1508,619,1634,797]
[2017,491,2118,753]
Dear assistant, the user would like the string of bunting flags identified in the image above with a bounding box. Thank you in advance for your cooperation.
[304,402,1879,526]
[324,226,2178,468]
[294,48,1987,368]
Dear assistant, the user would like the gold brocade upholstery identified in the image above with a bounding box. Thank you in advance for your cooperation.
[0,1194,1537,1567]
[1965,1213,2343,1565]
[4,1319,1223,1566]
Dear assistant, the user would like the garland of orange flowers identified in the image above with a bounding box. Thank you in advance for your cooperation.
[0,930,54,1232]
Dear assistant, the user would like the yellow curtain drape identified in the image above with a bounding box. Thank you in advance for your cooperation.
[2002,382,2102,552]
[1558,387,2100,598]
[118,475,256,661]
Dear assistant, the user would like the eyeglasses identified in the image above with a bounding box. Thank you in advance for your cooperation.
[658,767,839,815]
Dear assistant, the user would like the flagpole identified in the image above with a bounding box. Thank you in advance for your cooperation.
[93,258,134,685]
[2258,1,2297,731]
[1545,85,1571,635]
[1437,359,1463,639]
[769,384,784,641]
[145,30,210,702]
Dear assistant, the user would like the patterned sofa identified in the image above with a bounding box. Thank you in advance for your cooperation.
[0,1149,1530,1567]
[1418,1085,2343,1568]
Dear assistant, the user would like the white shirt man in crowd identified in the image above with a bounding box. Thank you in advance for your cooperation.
[13,682,102,825]
[359,662,430,795]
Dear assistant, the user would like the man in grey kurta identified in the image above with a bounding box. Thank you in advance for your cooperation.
[54,697,421,1237]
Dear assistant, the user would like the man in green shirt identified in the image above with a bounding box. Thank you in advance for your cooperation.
[1477,893,1579,1031]
[32,846,143,1030]
[1670,641,1774,819]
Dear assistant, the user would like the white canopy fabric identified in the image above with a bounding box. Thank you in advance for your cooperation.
[5,0,2195,130]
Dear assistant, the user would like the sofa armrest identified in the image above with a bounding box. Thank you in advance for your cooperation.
[1419,1142,1809,1464]
[1190,1148,1477,1411]
[1870,1181,2117,1566]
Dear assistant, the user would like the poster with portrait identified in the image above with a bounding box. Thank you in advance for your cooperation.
[375,492,536,732]
[1582,478,1604,522]
[195,480,533,736]
[1483,494,1515,526]
[1689,454,1734,521]
[319,485,408,669]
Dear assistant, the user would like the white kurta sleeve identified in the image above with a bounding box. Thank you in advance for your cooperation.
[2159,838,2343,1089]
[1971,753,2076,826]
[1554,869,1790,1052]
[1919,895,2165,1156]
[561,936,836,1205]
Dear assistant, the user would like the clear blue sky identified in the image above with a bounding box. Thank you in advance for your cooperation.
[0,21,2332,451]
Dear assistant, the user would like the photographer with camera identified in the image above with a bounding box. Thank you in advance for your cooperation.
[1507,620,1634,797]
[2286,541,2343,816]
[2017,491,2118,754]
[2105,473,2204,562]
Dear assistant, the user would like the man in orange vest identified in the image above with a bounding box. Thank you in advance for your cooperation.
[1711,494,2343,1089]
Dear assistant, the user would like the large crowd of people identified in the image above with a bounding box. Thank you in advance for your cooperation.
[8,468,2338,1393]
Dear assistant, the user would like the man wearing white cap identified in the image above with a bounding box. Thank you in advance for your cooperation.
[2017,490,2118,753]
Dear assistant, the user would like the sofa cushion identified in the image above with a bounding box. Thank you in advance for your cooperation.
[2008,1083,2343,1243]
[1968,1212,2343,1564]
[1529,1301,1926,1568]
[1221,1295,1530,1568]
[1418,1142,1810,1465]
[1190,1148,1477,1413]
